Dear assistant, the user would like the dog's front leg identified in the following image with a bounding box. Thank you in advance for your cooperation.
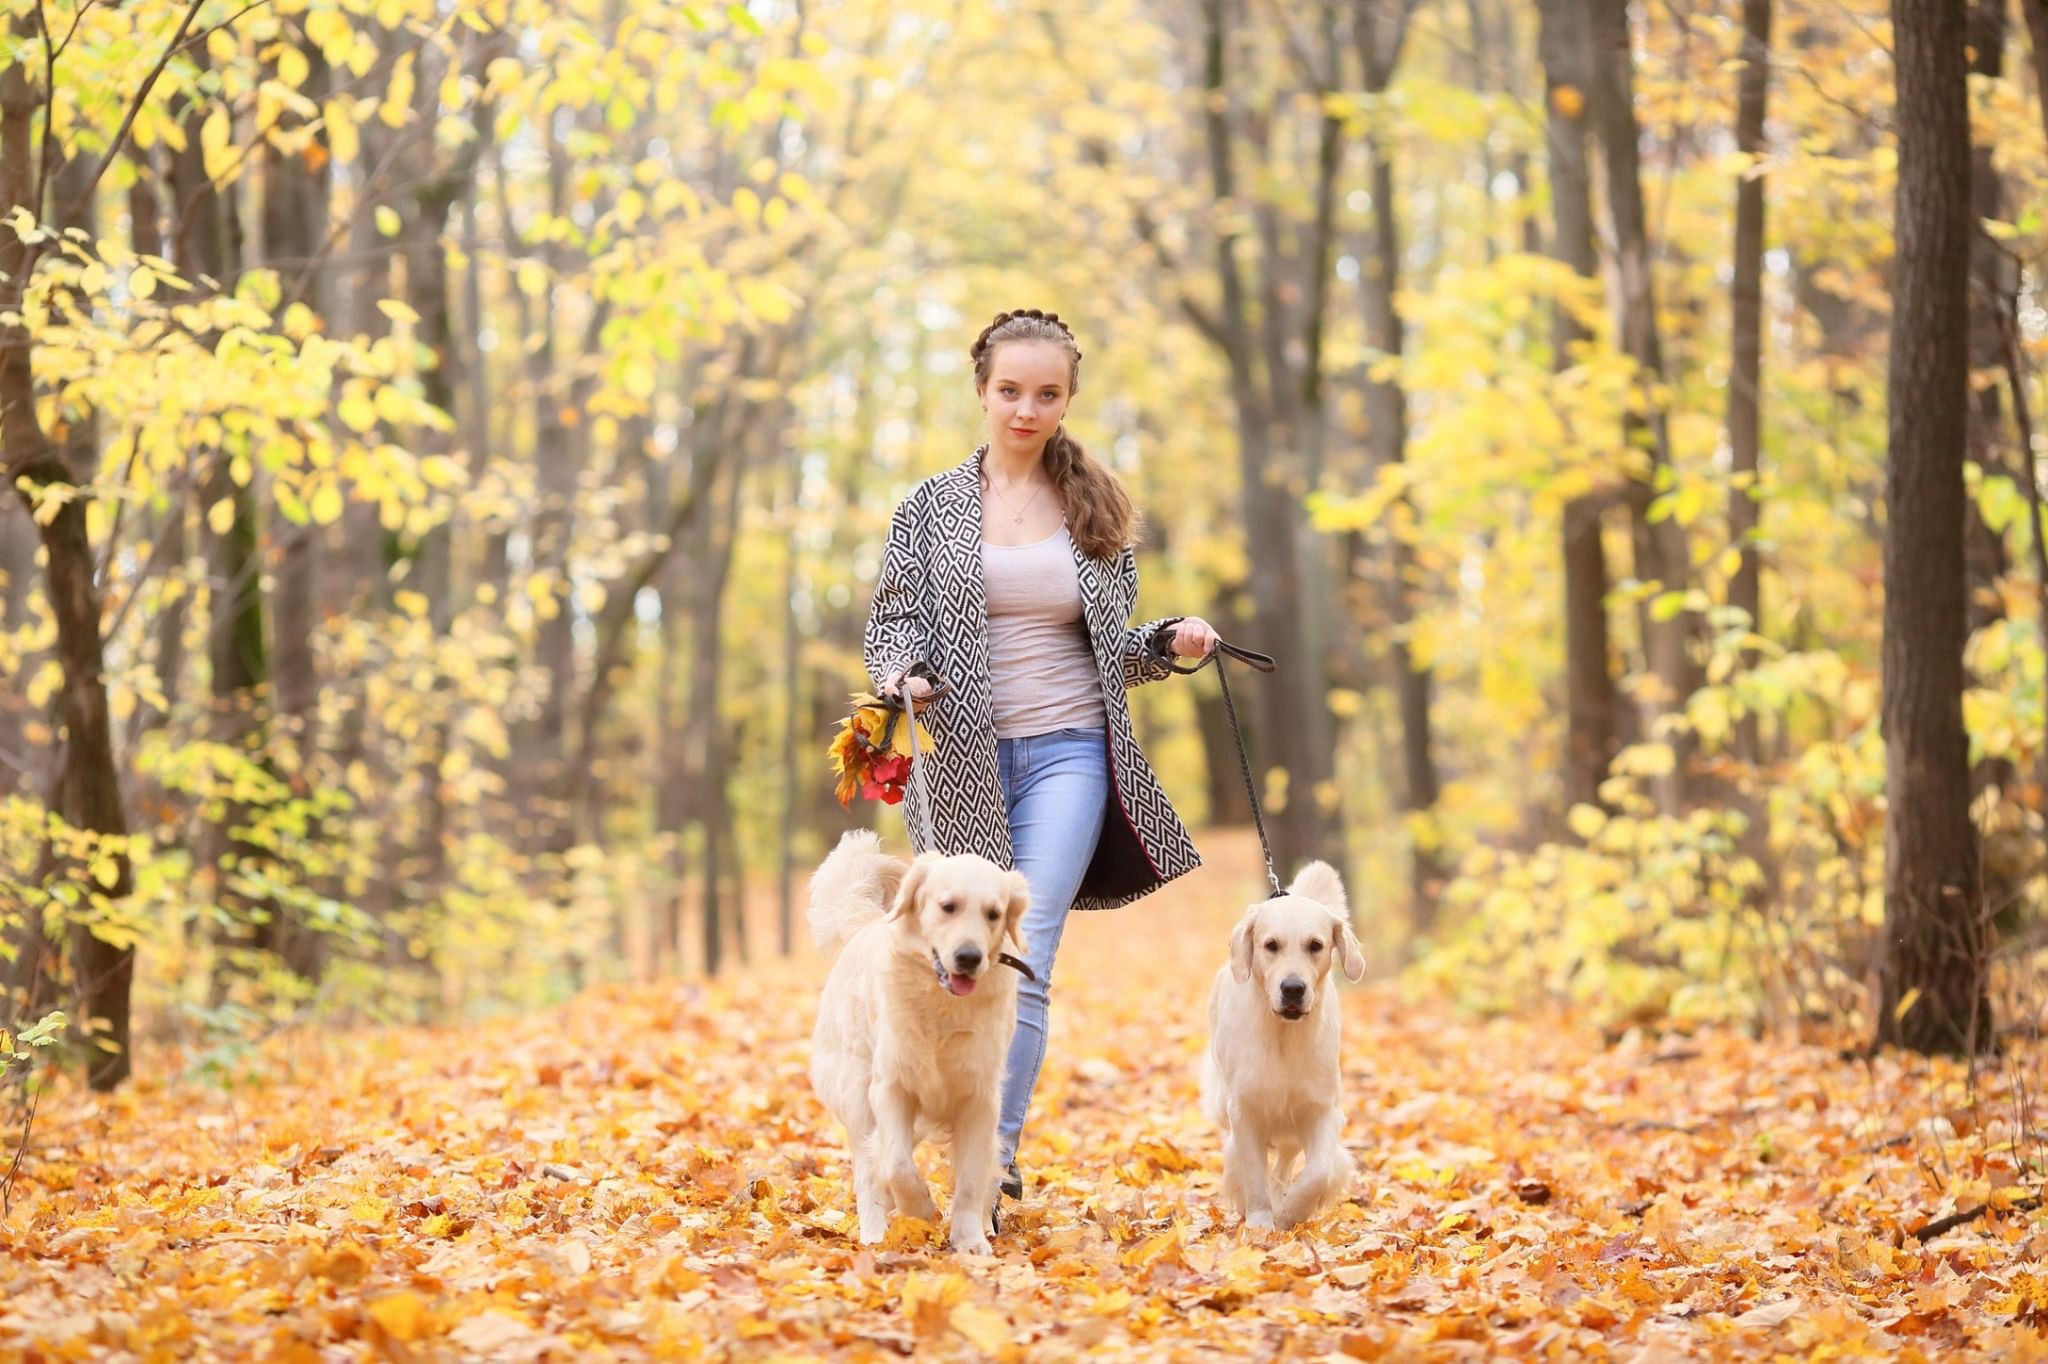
[946,1097,998,1255]
[852,1132,890,1244]
[872,1081,939,1225]
[1222,1110,1276,1231]
[1275,1109,1353,1229]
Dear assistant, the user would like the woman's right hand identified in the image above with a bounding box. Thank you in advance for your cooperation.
[882,670,934,703]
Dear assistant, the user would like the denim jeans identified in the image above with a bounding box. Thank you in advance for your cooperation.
[995,725,1110,1171]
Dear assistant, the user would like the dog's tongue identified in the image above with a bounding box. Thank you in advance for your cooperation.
[946,974,977,997]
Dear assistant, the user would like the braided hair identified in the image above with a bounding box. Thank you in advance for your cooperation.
[970,309,1137,559]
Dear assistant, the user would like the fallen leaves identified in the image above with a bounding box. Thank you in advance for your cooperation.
[1,857,2045,1359]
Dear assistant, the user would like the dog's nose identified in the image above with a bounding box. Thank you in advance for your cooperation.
[952,945,984,975]
[1280,977,1307,1005]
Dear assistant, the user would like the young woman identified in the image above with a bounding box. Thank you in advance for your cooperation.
[865,307,1217,1208]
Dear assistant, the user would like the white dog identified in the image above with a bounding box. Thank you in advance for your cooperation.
[1201,861,1365,1230]
[808,829,1030,1254]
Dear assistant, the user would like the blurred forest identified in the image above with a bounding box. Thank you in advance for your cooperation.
[3,0,2047,1088]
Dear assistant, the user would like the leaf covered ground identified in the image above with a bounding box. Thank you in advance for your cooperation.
[5,841,2048,1361]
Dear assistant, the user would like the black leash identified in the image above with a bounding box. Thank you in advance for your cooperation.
[1161,636,1283,899]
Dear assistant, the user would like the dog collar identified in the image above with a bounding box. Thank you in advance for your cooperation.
[929,950,1038,988]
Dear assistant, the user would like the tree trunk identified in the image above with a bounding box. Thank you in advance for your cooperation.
[1199,0,1344,882]
[778,409,800,959]
[127,497,190,804]
[1,30,133,1087]
[1962,1,2028,918]
[1584,0,1702,810]
[1875,0,1991,1057]
[0,494,33,793]
[693,451,747,975]
[265,33,330,980]
[529,128,577,858]
[1354,0,1442,923]
[172,71,281,987]
[1727,0,1770,771]
[1538,0,1620,814]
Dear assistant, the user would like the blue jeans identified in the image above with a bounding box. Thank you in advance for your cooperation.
[995,725,1110,1172]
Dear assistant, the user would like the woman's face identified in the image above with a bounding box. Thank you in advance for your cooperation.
[980,340,1073,460]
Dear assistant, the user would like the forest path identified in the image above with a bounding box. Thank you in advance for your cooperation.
[2,833,2040,1359]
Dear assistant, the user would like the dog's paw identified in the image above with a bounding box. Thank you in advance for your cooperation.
[1244,1210,1277,1233]
[949,1228,994,1256]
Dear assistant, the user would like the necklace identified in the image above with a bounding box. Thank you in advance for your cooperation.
[986,477,1047,526]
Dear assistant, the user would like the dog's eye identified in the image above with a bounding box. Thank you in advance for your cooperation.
[940,899,957,915]
[1308,940,1324,953]
[985,908,999,923]
[1264,939,1279,953]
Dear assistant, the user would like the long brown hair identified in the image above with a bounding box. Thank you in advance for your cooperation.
[970,308,1138,559]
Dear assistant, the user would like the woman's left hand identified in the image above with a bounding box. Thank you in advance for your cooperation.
[1169,616,1220,659]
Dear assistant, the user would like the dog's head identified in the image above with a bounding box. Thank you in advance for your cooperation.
[891,852,1030,998]
[1228,860,1363,1019]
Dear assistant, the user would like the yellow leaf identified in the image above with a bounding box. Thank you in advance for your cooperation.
[349,1194,391,1225]
[1120,1226,1182,1270]
[1089,1287,1132,1316]
[1892,988,1922,1023]
[1551,85,1585,119]
[379,54,415,128]
[207,496,235,536]
[311,482,344,525]
[201,106,235,183]
[900,1271,967,1337]
[323,98,359,165]
[338,392,377,433]
[129,266,157,299]
[950,1303,1012,1354]
[375,205,402,238]
[368,1291,430,1342]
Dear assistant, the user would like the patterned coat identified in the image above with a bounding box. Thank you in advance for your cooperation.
[863,448,1201,910]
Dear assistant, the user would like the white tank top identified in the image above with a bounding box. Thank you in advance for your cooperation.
[981,526,1109,739]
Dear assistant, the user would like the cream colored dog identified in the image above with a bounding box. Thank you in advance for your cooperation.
[1202,861,1365,1230]
[808,829,1029,1254]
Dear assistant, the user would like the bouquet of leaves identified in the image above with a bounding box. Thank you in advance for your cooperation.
[828,693,934,807]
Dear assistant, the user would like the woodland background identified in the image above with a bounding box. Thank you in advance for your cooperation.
[1,0,2047,1089]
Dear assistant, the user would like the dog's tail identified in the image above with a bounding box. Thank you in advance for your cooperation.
[807,829,905,953]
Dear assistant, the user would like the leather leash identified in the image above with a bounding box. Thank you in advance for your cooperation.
[1159,635,1283,899]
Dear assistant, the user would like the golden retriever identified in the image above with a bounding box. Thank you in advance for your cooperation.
[1201,861,1365,1230]
[808,830,1029,1254]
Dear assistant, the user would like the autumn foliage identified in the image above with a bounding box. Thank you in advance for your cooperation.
[4,840,2047,1358]
[827,696,931,809]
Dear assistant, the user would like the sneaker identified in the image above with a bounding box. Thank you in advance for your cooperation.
[999,1161,1023,1201]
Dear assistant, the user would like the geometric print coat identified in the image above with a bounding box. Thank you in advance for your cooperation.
[863,447,1202,911]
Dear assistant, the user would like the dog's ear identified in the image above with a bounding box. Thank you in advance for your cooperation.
[1288,860,1348,917]
[1002,870,1031,952]
[1332,912,1366,983]
[1229,906,1260,984]
[891,853,937,919]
